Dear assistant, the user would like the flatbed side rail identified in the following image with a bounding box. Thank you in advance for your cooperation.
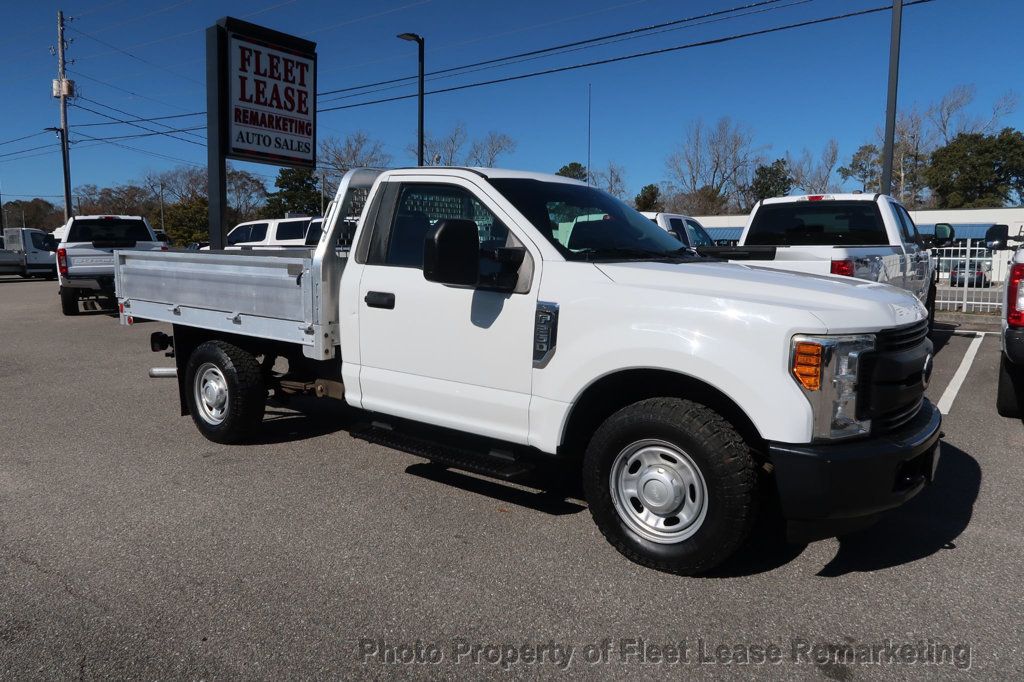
[115,249,318,348]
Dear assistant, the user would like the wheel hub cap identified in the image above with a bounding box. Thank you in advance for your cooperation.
[194,363,229,425]
[609,439,708,544]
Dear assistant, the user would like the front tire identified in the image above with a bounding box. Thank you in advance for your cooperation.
[59,287,78,316]
[583,398,757,575]
[185,340,266,444]
[997,353,1023,419]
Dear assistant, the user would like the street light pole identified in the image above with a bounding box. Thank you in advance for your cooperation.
[398,33,425,166]
[880,0,903,196]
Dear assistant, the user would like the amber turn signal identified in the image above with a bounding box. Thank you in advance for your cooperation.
[792,341,823,391]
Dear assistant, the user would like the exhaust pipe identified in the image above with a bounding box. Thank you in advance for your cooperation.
[149,367,177,378]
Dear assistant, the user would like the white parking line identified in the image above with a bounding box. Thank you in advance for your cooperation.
[937,333,985,415]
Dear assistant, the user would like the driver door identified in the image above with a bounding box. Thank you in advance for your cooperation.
[355,178,540,444]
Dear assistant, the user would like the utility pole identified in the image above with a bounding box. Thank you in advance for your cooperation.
[54,10,74,221]
[880,0,903,196]
[0,181,5,231]
[158,181,165,231]
[398,33,425,166]
[586,83,592,186]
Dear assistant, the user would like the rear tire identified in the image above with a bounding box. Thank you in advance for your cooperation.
[582,397,758,575]
[997,353,1023,419]
[185,340,266,444]
[59,287,78,316]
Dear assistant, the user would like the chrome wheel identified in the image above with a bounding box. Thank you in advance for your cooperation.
[609,439,708,544]
[194,363,229,425]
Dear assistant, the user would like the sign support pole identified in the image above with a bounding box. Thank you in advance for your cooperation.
[206,22,229,250]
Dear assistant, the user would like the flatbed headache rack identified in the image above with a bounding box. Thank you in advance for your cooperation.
[115,168,384,360]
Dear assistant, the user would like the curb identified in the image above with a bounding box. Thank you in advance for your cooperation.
[934,312,1003,333]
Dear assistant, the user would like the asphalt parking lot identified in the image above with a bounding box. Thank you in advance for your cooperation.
[2,277,1022,679]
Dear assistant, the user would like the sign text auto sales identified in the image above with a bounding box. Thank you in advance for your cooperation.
[228,34,315,166]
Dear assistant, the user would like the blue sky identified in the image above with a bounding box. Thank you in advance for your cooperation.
[1,0,1021,204]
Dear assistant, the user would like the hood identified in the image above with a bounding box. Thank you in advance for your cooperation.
[594,260,925,332]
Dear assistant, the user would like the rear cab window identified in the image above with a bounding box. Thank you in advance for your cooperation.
[67,218,152,245]
[745,201,888,246]
[275,219,309,241]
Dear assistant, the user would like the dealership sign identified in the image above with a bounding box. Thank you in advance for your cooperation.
[214,18,317,168]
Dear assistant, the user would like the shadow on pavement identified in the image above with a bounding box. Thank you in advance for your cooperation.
[929,327,954,356]
[405,462,586,516]
[817,442,980,576]
[707,442,979,578]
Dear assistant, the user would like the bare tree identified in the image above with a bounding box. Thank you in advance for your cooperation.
[591,162,627,199]
[789,138,839,194]
[414,123,469,166]
[226,168,267,223]
[665,117,763,210]
[465,132,517,167]
[320,132,392,195]
[146,167,207,203]
[927,84,1019,144]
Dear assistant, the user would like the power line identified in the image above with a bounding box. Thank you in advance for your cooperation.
[68,69,199,113]
[318,0,815,106]
[319,0,936,114]
[0,142,59,159]
[0,131,50,148]
[316,0,793,98]
[71,99,206,145]
[72,126,205,143]
[72,111,205,127]
[69,26,203,86]
[72,130,207,168]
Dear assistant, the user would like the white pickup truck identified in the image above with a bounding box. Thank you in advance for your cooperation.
[0,228,58,278]
[115,168,941,575]
[985,224,1024,418]
[702,194,953,327]
[57,215,165,315]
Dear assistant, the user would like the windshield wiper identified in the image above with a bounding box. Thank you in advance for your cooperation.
[577,247,690,262]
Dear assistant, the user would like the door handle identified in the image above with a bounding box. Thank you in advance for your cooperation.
[364,291,395,309]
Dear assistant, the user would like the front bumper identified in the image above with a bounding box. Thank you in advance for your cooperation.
[1004,328,1024,365]
[768,400,941,540]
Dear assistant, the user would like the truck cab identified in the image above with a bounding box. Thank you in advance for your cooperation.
[224,217,313,249]
[117,168,941,575]
[640,211,715,250]
[1,228,58,278]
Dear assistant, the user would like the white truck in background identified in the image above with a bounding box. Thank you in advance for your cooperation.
[641,212,715,250]
[115,167,941,575]
[0,228,58,278]
[57,215,165,315]
[701,194,953,327]
[985,224,1024,419]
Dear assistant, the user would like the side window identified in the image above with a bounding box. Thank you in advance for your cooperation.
[382,184,509,269]
[668,218,689,245]
[249,223,268,242]
[30,232,48,249]
[226,225,251,245]
[276,220,308,241]
[891,203,916,244]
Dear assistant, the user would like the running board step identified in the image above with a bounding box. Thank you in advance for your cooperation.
[353,425,534,481]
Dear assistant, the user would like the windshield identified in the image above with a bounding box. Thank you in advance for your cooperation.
[685,219,714,247]
[489,179,688,261]
[746,201,887,246]
[67,218,151,243]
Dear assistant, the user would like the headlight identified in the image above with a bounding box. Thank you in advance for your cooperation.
[790,334,875,440]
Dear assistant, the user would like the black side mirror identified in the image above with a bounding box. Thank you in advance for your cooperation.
[43,236,57,251]
[985,224,1009,251]
[933,223,955,248]
[480,246,526,292]
[424,219,480,286]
